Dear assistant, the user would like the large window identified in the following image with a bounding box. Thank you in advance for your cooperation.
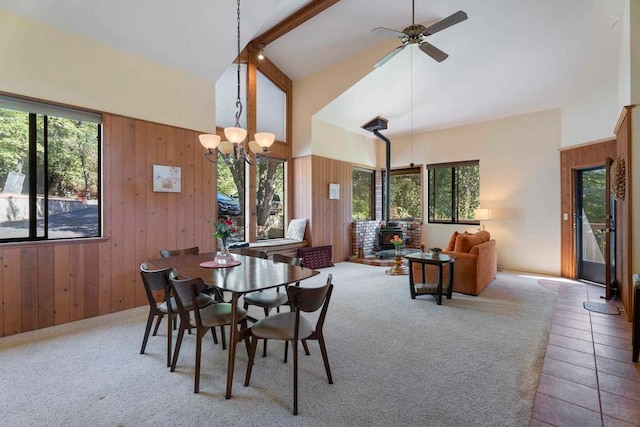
[382,167,422,220]
[427,160,480,224]
[256,158,285,240]
[352,167,374,220]
[0,96,101,242]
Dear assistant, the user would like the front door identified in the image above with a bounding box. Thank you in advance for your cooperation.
[575,165,615,292]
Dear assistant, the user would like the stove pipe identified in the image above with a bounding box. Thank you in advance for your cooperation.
[361,116,390,221]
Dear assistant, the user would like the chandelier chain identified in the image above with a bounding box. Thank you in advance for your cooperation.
[234,0,242,128]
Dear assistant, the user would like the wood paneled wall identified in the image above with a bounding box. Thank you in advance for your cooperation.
[0,114,216,337]
[292,155,352,262]
[560,139,617,278]
[614,107,632,320]
[559,134,634,320]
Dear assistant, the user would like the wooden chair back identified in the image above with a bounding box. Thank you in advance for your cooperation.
[240,247,268,259]
[160,246,200,258]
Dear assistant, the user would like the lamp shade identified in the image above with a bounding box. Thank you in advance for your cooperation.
[224,126,247,144]
[254,132,275,148]
[199,133,221,150]
[247,140,261,154]
[474,208,492,221]
[218,140,234,155]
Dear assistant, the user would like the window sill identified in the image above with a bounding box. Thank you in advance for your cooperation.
[0,236,109,248]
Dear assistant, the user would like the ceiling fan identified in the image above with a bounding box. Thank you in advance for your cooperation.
[372,1,468,68]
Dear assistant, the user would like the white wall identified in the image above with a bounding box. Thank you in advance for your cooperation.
[292,38,398,158]
[0,9,215,132]
[390,109,562,275]
[311,119,380,167]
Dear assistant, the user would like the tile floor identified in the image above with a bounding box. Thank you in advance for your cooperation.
[530,280,640,426]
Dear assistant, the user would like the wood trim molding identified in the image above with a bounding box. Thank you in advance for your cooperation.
[252,0,341,47]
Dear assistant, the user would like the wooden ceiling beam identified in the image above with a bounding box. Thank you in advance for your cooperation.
[252,0,341,47]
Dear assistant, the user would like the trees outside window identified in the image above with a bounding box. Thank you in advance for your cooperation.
[427,160,480,224]
[256,158,284,239]
[0,97,101,242]
[382,167,422,220]
[352,167,374,220]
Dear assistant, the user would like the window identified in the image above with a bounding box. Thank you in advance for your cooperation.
[215,64,247,129]
[352,167,374,220]
[256,158,285,240]
[256,71,286,142]
[0,95,101,242]
[427,160,480,224]
[382,167,422,220]
[217,153,245,243]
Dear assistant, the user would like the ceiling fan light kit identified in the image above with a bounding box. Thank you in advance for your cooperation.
[372,0,468,68]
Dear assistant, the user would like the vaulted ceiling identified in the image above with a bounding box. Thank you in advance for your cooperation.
[1,0,626,137]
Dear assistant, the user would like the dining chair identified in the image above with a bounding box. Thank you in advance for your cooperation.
[159,246,199,258]
[239,247,269,259]
[243,253,308,358]
[139,263,214,367]
[244,274,334,415]
[169,276,249,393]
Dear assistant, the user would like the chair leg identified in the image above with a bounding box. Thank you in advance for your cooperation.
[140,311,155,354]
[302,340,310,356]
[284,341,288,363]
[293,339,299,415]
[220,325,227,350]
[262,307,270,357]
[211,326,218,344]
[244,335,259,386]
[318,334,333,384]
[194,327,203,394]
[241,319,251,355]
[170,323,186,372]
[167,311,173,368]
[152,313,163,336]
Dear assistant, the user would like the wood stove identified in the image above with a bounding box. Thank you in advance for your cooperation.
[377,225,403,250]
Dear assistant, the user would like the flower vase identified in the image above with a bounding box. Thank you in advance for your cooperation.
[214,238,235,265]
[395,246,401,257]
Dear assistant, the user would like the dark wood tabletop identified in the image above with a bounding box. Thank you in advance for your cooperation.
[148,252,319,294]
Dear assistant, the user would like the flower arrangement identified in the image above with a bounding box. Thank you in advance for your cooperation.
[391,235,403,248]
[213,218,236,241]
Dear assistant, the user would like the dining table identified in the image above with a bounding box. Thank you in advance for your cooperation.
[147,251,320,398]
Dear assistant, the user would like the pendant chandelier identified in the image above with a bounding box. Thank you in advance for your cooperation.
[199,0,275,165]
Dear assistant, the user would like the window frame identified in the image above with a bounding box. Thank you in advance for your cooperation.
[352,166,375,220]
[0,95,102,243]
[427,160,480,225]
[381,166,423,221]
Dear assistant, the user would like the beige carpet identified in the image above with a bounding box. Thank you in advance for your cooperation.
[0,262,557,426]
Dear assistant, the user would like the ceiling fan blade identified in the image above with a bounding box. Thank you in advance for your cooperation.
[419,41,449,62]
[373,45,406,68]
[423,10,468,36]
[372,27,405,38]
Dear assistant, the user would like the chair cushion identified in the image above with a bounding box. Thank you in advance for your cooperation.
[250,312,314,340]
[453,232,484,253]
[158,293,213,314]
[285,218,307,241]
[197,303,248,328]
[244,291,289,308]
[444,231,459,251]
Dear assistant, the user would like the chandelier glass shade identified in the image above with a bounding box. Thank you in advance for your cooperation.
[199,0,274,165]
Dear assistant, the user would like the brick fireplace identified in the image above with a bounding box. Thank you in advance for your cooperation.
[350,220,422,262]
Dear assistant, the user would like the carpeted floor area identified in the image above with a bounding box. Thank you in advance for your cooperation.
[0,262,558,426]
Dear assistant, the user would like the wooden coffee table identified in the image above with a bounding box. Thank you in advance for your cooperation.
[406,253,456,305]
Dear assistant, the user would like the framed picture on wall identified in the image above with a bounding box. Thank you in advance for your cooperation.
[153,165,181,193]
[329,183,340,200]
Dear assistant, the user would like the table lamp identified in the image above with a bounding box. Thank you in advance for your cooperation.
[474,208,492,230]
